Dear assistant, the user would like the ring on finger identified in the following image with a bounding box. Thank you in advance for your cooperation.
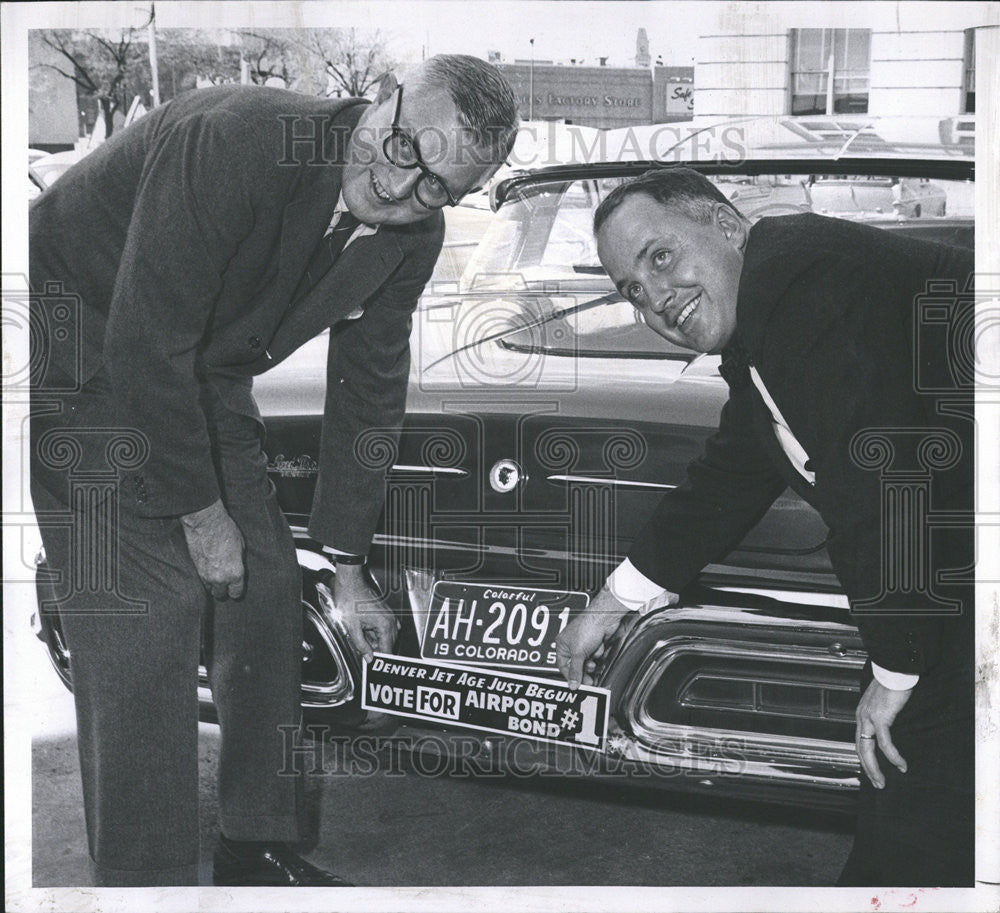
[858,734,876,740]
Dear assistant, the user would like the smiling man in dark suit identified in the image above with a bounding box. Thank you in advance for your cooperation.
[29,54,518,887]
[556,167,974,887]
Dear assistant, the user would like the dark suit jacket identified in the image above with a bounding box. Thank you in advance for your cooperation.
[30,86,444,554]
[628,214,974,675]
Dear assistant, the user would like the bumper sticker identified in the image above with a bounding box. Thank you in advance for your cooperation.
[362,653,610,752]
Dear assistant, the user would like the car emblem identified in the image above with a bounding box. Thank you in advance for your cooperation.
[489,459,522,493]
[266,453,319,477]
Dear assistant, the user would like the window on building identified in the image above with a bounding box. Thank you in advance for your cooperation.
[790,29,871,116]
[963,29,975,113]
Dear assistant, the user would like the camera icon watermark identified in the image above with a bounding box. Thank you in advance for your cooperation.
[3,276,84,396]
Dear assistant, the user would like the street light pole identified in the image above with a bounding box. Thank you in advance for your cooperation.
[529,38,534,121]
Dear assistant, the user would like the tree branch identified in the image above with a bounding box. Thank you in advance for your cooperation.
[41,33,99,93]
[35,61,94,93]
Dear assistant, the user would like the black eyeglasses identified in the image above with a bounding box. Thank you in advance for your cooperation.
[383,84,461,210]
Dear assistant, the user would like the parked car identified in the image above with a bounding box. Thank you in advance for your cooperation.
[29,148,89,197]
[806,174,948,218]
[34,118,975,810]
[28,149,51,200]
[939,114,975,150]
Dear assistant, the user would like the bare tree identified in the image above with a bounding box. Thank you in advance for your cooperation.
[32,25,153,137]
[31,26,397,141]
[156,30,243,90]
[231,28,395,96]
[234,29,301,86]
[290,28,395,97]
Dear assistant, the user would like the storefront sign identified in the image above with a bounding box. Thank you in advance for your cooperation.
[665,77,695,117]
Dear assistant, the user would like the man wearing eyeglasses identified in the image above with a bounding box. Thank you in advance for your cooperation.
[29,54,518,887]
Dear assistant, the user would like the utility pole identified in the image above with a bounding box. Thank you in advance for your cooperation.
[529,38,535,121]
[147,2,160,106]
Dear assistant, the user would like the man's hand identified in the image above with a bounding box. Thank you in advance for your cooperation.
[855,677,913,789]
[555,587,632,689]
[181,498,245,600]
[332,564,399,662]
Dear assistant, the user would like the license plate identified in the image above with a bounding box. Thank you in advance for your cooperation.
[420,581,589,671]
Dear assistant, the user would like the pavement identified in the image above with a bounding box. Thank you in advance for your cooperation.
[31,676,855,888]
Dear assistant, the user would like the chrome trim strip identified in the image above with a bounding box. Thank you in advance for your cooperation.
[291,528,843,586]
[43,624,73,686]
[290,527,616,565]
[610,727,859,790]
[546,475,677,490]
[618,604,860,637]
[421,288,618,307]
[680,352,714,376]
[390,465,469,477]
[404,567,436,650]
[700,565,843,591]
[713,585,850,609]
[599,603,863,694]
[368,512,587,525]
[299,604,355,707]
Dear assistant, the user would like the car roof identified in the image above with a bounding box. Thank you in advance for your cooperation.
[496,116,975,187]
[604,116,975,162]
[491,116,974,209]
[492,156,974,210]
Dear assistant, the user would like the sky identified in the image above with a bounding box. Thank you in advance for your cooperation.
[14,1,989,73]
[379,2,703,67]
[136,0,705,68]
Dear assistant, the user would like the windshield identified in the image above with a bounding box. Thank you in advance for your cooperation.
[462,168,973,296]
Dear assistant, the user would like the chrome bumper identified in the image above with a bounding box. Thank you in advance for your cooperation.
[600,593,865,796]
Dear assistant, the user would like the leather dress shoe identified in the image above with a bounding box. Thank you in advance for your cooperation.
[213,834,353,886]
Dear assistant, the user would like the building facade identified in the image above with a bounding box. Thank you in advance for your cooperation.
[694,2,990,121]
[28,35,81,150]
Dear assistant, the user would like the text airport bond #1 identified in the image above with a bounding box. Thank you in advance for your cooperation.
[362,653,611,752]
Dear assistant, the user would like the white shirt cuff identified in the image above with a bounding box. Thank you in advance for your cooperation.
[871,662,919,690]
[322,545,357,557]
[606,559,676,614]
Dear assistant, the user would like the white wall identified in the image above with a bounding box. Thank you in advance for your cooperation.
[869,30,967,116]
[693,1,996,120]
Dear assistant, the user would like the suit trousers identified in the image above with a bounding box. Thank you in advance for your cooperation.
[31,373,304,886]
[837,650,974,887]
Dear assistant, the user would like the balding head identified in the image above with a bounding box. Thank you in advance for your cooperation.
[387,54,520,168]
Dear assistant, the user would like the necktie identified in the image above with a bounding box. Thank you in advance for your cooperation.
[294,211,362,302]
[326,211,362,262]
